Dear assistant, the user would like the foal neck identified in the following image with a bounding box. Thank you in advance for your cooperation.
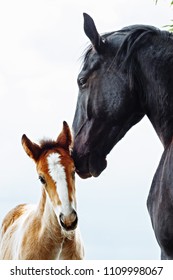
[38,187,74,240]
[37,187,79,259]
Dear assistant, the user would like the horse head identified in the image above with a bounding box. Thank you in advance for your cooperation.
[72,13,145,178]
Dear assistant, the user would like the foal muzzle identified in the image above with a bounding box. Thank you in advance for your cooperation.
[59,210,78,231]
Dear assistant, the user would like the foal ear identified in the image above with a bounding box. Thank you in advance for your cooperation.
[57,121,72,151]
[21,134,41,161]
[83,13,105,53]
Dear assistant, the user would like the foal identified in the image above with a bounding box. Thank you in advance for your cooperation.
[0,122,84,260]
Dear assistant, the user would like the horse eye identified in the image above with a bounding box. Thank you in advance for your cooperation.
[39,175,46,185]
[78,77,87,88]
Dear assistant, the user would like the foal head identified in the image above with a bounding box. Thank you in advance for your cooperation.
[21,121,77,231]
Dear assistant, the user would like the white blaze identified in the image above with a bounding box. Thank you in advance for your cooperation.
[47,153,72,216]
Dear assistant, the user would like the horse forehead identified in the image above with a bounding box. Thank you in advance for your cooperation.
[82,48,101,72]
[83,33,123,69]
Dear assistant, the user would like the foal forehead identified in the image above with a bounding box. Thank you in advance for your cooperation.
[37,149,74,172]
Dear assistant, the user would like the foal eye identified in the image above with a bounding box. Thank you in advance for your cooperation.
[71,171,75,179]
[39,175,46,185]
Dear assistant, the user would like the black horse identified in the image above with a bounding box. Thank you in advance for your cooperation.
[72,13,173,259]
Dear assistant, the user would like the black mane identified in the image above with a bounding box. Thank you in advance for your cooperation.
[115,25,170,66]
[83,24,171,67]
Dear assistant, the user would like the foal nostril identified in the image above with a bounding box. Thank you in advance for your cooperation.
[59,210,78,231]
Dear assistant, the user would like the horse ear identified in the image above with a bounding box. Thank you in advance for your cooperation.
[83,13,105,53]
[57,121,72,151]
[22,134,41,161]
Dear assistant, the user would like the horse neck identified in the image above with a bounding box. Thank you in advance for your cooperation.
[138,42,173,148]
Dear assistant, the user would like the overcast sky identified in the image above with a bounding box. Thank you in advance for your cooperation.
[0,0,172,260]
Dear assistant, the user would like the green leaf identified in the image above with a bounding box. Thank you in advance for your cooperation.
[155,1,173,31]
[163,22,173,32]
[156,0,173,5]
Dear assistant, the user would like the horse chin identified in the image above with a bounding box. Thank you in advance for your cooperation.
[89,154,107,177]
[76,170,92,179]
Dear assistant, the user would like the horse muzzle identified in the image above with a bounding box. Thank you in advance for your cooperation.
[59,210,78,231]
[73,150,107,178]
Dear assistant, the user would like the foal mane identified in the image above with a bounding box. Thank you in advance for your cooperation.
[39,139,61,151]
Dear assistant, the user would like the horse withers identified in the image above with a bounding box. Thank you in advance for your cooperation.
[72,13,173,259]
[0,122,84,260]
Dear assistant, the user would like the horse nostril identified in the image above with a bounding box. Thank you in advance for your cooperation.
[59,210,78,231]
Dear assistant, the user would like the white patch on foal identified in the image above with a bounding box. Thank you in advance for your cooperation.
[10,204,36,259]
[47,153,72,216]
